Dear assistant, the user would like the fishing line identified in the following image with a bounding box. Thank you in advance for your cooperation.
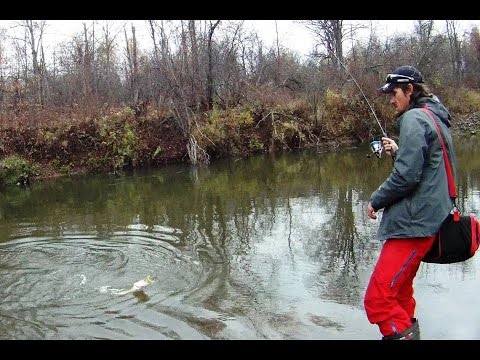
[327,51,387,138]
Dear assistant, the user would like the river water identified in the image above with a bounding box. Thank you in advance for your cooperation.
[1,135,479,339]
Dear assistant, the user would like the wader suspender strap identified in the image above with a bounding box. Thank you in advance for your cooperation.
[421,106,457,199]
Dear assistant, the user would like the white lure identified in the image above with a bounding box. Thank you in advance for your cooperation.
[131,275,154,292]
[99,275,154,296]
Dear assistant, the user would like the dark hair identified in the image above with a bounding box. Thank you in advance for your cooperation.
[397,83,434,103]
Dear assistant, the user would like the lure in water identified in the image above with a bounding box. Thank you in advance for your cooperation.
[130,275,154,293]
[99,275,154,296]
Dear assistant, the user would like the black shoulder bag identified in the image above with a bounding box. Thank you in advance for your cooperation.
[421,107,480,264]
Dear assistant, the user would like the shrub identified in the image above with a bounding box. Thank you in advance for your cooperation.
[0,155,41,187]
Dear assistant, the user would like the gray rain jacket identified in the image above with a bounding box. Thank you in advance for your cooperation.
[370,96,457,241]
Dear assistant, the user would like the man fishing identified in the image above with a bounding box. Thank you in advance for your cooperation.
[364,65,457,340]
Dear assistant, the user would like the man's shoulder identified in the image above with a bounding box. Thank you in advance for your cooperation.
[401,107,431,127]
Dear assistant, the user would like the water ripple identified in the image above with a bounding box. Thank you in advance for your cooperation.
[0,224,206,339]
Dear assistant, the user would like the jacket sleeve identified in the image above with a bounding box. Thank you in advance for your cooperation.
[370,111,429,211]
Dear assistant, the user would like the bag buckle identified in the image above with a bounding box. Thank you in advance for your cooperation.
[453,207,460,221]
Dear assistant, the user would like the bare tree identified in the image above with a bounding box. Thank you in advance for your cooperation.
[464,27,480,86]
[10,28,29,110]
[18,20,47,107]
[302,20,367,77]
[96,21,121,106]
[81,22,94,101]
[411,20,445,75]
[446,20,464,83]
[214,20,245,108]
[124,23,141,112]
[147,20,172,109]
[302,20,344,71]
[0,28,7,111]
[206,20,220,110]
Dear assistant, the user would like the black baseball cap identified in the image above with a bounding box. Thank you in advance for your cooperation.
[379,65,424,94]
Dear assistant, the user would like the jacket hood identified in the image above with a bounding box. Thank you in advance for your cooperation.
[412,96,452,128]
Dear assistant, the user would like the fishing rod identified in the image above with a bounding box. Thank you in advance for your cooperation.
[314,46,390,158]
[326,51,391,158]
[334,56,388,138]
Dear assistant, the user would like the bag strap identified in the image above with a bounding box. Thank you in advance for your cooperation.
[421,106,457,199]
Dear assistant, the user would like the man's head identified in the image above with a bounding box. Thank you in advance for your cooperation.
[379,65,424,95]
[380,65,424,115]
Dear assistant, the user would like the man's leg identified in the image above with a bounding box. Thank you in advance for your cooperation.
[364,235,435,337]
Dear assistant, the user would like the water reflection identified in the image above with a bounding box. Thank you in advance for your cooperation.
[0,135,479,339]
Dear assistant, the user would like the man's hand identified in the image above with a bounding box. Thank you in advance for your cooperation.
[367,202,377,219]
[381,137,398,157]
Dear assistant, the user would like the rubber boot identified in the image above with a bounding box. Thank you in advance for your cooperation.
[411,318,420,340]
[382,318,420,340]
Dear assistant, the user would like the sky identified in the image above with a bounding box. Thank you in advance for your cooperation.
[247,20,480,56]
[1,20,480,59]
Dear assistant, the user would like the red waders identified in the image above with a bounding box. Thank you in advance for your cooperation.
[364,235,436,338]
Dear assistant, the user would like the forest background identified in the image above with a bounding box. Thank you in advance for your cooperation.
[0,20,479,186]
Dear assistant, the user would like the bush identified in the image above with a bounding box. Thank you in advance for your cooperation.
[0,155,41,187]
[442,87,480,114]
